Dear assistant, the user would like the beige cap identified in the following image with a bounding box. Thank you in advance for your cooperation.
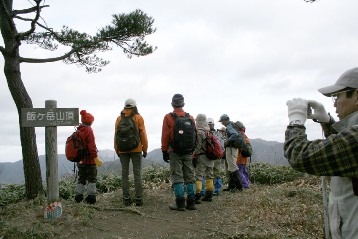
[318,67,358,96]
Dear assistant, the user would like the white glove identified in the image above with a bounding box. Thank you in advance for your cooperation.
[307,100,330,123]
[286,98,308,125]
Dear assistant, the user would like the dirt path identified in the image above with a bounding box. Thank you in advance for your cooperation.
[1,179,325,239]
[67,187,236,239]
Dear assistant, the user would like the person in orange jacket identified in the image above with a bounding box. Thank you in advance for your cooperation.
[114,99,148,206]
[75,110,100,204]
[235,121,251,189]
[161,94,197,211]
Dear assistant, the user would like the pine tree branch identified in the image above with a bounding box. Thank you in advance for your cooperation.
[13,15,33,22]
[12,5,49,16]
[17,0,42,39]
[19,49,76,63]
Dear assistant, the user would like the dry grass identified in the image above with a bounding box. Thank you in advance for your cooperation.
[0,176,325,239]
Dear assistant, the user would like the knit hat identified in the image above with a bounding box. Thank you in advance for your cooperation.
[235,121,245,130]
[171,94,185,108]
[218,114,230,122]
[207,118,215,125]
[124,98,137,109]
[195,114,209,130]
[80,110,94,124]
[318,67,358,96]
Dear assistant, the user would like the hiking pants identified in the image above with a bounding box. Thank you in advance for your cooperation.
[213,158,223,178]
[77,164,97,185]
[225,147,239,173]
[195,155,214,180]
[238,164,250,188]
[119,152,142,199]
[170,152,195,184]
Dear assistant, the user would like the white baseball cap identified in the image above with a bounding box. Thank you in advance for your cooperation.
[124,98,137,108]
[207,118,214,124]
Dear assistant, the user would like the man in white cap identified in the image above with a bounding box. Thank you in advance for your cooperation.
[285,67,358,239]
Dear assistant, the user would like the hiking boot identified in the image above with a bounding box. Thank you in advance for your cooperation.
[123,197,132,206]
[201,191,213,202]
[195,193,202,204]
[135,197,143,207]
[169,197,186,211]
[213,191,219,196]
[74,194,83,203]
[232,171,243,191]
[85,195,96,204]
[186,197,196,210]
[223,174,236,192]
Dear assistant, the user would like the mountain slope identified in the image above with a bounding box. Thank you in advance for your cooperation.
[0,138,287,184]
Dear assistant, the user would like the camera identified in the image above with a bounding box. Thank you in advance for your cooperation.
[307,103,312,116]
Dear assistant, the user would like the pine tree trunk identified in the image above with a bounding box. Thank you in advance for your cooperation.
[1,0,43,199]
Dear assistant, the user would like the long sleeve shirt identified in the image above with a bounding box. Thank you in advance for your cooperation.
[226,122,238,144]
[284,111,358,177]
[77,124,98,164]
[114,108,148,154]
[194,128,208,155]
[161,108,196,152]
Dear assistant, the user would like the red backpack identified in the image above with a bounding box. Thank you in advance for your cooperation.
[205,130,224,160]
[65,129,87,162]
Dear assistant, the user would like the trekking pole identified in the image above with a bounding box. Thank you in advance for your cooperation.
[321,176,330,239]
[247,157,251,181]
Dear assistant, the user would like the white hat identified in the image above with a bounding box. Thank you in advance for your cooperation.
[207,118,214,125]
[124,98,137,108]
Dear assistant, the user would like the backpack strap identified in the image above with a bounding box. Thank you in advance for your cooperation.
[75,126,90,163]
[170,112,177,119]
[170,112,190,119]
[121,111,137,118]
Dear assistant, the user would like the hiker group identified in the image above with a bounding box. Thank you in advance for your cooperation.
[64,66,358,238]
[162,94,252,211]
[66,94,252,210]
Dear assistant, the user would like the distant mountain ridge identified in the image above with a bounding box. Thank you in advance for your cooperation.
[0,138,286,184]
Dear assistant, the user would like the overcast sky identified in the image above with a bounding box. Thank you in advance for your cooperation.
[1,0,358,162]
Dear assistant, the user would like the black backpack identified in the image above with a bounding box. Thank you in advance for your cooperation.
[170,113,197,155]
[116,112,140,152]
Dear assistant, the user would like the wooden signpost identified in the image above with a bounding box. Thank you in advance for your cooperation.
[21,100,78,219]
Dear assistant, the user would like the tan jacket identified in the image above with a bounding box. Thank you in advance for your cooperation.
[114,108,148,154]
